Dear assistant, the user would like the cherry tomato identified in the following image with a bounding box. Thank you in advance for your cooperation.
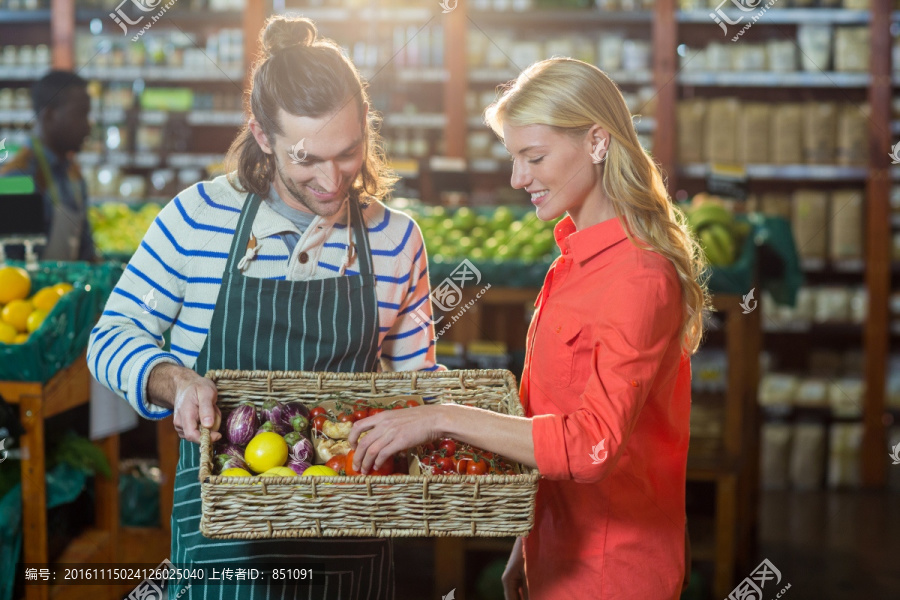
[405,399,420,408]
[310,406,327,419]
[368,407,386,416]
[480,451,495,460]
[352,409,369,422]
[420,455,433,467]
[391,403,405,410]
[436,457,455,473]
[338,412,355,423]
[312,415,328,433]
[438,439,457,455]
[371,459,394,476]
[456,458,472,474]
[467,458,489,475]
[325,455,346,475]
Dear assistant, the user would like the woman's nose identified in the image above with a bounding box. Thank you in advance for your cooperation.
[510,160,530,190]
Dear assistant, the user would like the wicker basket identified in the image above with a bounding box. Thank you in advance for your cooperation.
[198,369,540,539]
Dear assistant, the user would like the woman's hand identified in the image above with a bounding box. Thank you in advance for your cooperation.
[347,405,444,474]
[502,537,528,600]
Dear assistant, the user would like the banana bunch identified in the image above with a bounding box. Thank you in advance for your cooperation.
[686,195,750,267]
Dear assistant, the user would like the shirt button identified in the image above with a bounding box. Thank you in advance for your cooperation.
[298,252,309,264]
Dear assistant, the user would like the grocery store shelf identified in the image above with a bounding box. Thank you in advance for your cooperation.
[169,152,226,168]
[396,68,448,82]
[91,196,169,205]
[79,151,223,169]
[89,109,245,127]
[186,111,245,126]
[0,9,50,23]
[470,9,653,24]
[679,71,870,87]
[385,113,447,128]
[893,166,900,179]
[891,214,900,228]
[677,8,871,24]
[800,257,865,272]
[679,164,868,180]
[0,66,50,80]
[79,66,243,82]
[893,121,900,135]
[470,67,652,85]
[282,6,431,22]
[763,321,864,335]
[0,108,34,124]
[75,8,242,24]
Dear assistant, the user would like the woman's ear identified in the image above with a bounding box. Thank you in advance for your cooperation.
[587,124,609,151]
[248,118,273,155]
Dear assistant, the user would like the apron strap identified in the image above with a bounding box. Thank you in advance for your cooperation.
[349,197,374,279]
[226,193,262,274]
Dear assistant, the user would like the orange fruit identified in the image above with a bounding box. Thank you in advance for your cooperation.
[0,267,30,304]
[1,299,34,332]
[243,432,289,474]
[32,287,62,313]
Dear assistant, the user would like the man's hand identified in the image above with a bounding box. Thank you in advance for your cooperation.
[502,537,528,600]
[148,363,221,444]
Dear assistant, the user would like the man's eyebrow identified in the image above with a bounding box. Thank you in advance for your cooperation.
[295,137,364,162]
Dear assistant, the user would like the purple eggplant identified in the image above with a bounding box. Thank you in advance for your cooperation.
[284,432,302,447]
[256,421,276,435]
[216,453,248,473]
[282,402,310,433]
[290,435,315,464]
[290,414,309,434]
[261,399,286,433]
[225,402,258,446]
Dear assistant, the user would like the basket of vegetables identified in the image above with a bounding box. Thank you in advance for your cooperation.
[198,369,540,539]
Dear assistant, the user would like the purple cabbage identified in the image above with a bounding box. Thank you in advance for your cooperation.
[225,402,258,446]
[290,436,314,464]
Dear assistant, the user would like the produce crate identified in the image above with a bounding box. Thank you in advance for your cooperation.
[0,261,124,382]
[198,369,540,539]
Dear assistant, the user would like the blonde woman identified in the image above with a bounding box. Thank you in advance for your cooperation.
[349,58,708,599]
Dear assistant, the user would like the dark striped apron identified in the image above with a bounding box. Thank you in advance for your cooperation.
[169,193,394,599]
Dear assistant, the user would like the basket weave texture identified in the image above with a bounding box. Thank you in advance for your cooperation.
[198,369,540,539]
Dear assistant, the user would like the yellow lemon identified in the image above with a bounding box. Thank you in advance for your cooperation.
[1,299,34,333]
[14,333,28,344]
[301,465,338,477]
[0,322,16,344]
[52,282,74,295]
[32,287,62,313]
[260,466,297,477]
[0,267,31,304]
[26,309,48,333]
[244,432,288,474]
[220,468,252,477]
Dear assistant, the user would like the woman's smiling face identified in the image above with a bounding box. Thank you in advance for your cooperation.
[503,123,598,222]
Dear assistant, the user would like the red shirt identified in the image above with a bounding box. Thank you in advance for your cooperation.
[522,215,691,600]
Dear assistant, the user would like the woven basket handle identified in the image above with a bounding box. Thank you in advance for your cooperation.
[198,427,213,482]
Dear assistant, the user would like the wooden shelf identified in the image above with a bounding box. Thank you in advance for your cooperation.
[678,8,872,24]
[679,71,870,87]
[0,9,51,23]
[679,164,868,181]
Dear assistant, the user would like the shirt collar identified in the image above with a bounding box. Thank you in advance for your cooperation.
[554,214,629,263]
[251,190,350,241]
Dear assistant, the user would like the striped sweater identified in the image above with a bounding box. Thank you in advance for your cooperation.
[86,174,439,421]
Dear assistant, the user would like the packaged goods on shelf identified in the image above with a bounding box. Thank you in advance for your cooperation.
[737,103,770,165]
[598,32,626,72]
[828,379,863,419]
[703,98,739,165]
[733,43,768,72]
[795,378,829,408]
[836,104,869,166]
[827,424,864,489]
[809,350,843,378]
[677,99,706,164]
[0,43,51,68]
[761,424,793,490]
[690,349,728,393]
[797,25,833,72]
[789,424,827,490]
[758,193,792,220]
[813,287,853,323]
[802,102,837,164]
[833,27,870,72]
[771,104,804,164]
[766,40,798,72]
[829,190,864,261]
[791,190,828,259]
[759,373,800,407]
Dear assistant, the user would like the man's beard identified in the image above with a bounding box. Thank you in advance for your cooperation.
[273,156,348,218]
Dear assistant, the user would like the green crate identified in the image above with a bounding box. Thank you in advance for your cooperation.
[0,261,124,383]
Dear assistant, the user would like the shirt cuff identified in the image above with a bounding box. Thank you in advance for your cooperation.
[532,413,570,480]
[128,351,183,420]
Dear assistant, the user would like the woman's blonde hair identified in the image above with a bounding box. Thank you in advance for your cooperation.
[225,16,397,202]
[485,58,709,354]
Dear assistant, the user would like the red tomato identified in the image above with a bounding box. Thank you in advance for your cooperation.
[438,439,456,455]
[344,450,362,476]
[371,459,394,476]
[352,409,369,422]
[391,403,404,410]
[456,458,472,474]
[338,412,355,423]
[312,415,328,433]
[467,458,489,475]
[310,406,327,419]
[368,407,386,416]
[436,457,454,473]
[420,455,433,467]
[325,455,346,474]
[480,451,494,460]
[405,399,420,408]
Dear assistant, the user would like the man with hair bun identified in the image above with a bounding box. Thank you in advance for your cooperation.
[88,15,439,599]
